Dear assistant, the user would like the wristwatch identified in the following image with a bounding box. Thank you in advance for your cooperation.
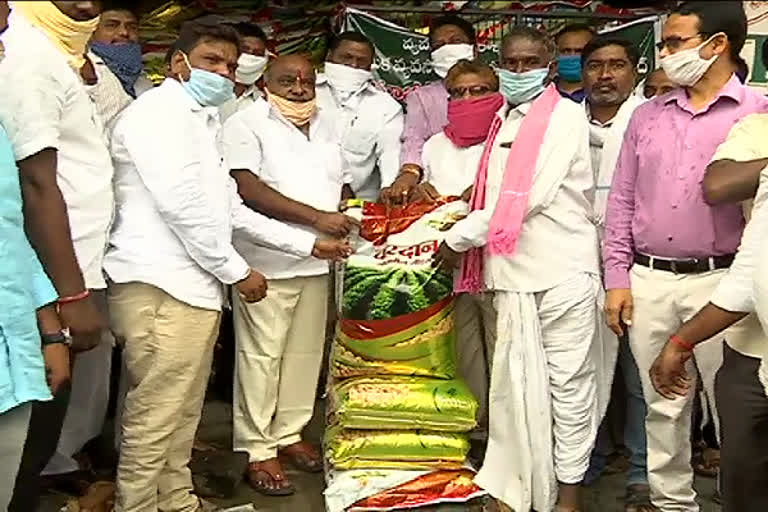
[41,329,73,347]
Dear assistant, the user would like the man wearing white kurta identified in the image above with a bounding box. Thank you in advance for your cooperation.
[435,28,601,512]
[316,31,403,201]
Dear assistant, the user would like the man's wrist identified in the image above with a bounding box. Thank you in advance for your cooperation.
[670,334,695,352]
[41,330,72,347]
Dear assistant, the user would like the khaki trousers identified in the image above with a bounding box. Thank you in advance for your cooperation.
[629,265,727,512]
[109,282,221,512]
[454,293,497,440]
[233,275,328,462]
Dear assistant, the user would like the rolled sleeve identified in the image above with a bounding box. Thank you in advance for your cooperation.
[711,114,768,163]
[222,114,263,174]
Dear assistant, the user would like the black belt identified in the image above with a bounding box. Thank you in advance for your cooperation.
[633,253,735,274]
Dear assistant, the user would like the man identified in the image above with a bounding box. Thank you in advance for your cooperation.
[0,2,114,509]
[642,68,676,98]
[434,27,601,512]
[555,23,595,102]
[220,22,269,121]
[105,22,348,511]
[581,37,654,512]
[222,54,353,496]
[383,14,475,203]
[602,2,768,510]
[317,31,403,201]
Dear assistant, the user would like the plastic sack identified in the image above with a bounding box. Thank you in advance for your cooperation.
[328,376,477,432]
[333,198,469,380]
[325,427,470,471]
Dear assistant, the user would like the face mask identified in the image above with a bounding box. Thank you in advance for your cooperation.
[444,92,505,148]
[90,41,143,97]
[557,54,582,82]
[180,53,235,107]
[498,67,550,105]
[324,61,372,98]
[12,0,99,69]
[431,43,474,78]
[660,34,720,87]
[266,89,316,127]
[236,53,268,86]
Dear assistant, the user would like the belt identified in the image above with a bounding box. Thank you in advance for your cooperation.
[633,252,735,274]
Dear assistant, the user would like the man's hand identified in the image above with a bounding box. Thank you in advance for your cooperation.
[650,339,693,400]
[235,270,268,303]
[460,186,473,203]
[412,182,441,203]
[312,239,354,261]
[312,212,359,238]
[58,296,106,353]
[43,343,71,394]
[432,242,462,270]
[605,288,633,336]
[380,172,420,206]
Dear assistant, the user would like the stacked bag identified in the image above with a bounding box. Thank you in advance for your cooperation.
[325,198,479,474]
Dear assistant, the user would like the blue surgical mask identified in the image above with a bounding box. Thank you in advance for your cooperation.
[180,53,235,107]
[498,67,550,105]
[557,54,582,82]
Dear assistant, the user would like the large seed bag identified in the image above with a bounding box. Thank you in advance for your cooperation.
[328,376,477,432]
[333,198,469,380]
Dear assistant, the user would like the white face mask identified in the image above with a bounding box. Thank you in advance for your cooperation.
[430,43,474,78]
[324,61,372,96]
[660,35,720,87]
[236,53,268,85]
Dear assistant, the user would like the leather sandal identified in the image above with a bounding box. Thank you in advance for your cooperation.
[245,458,295,496]
[279,441,323,473]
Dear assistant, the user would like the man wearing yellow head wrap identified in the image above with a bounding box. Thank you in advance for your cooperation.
[0,2,114,510]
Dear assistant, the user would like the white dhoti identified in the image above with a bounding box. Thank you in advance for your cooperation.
[476,273,603,511]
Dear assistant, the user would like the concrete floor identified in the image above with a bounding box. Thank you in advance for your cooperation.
[40,399,721,512]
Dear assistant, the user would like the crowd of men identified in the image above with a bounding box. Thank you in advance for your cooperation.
[0,1,767,511]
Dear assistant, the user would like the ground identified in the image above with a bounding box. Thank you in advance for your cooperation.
[40,399,722,512]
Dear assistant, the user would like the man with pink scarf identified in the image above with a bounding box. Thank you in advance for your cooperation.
[433,27,602,512]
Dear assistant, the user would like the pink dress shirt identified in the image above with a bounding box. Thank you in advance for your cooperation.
[603,75,768,290]
[400,81,449,168]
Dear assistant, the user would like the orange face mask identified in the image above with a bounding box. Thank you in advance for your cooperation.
[266,89,317,127]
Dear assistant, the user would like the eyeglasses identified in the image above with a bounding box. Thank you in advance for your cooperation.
[655,34,706,52]
[447,85,493,99]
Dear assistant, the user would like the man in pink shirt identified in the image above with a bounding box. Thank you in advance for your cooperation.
[603,2,768,510]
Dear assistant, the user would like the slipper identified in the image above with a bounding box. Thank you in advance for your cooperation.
[279,441,323,473]
[692,447,720,478]
[625,484,659,512]
[245,459,295,496]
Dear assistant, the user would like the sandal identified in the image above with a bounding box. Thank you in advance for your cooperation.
[625,484,659,512]
[279,441,323,473]
[245,458,295,496]
[692,447,720,478]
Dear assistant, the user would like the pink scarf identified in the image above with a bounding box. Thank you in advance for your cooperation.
[455,84,561,294]
[444,93,506,148]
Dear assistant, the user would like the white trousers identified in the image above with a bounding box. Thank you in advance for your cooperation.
[477,273,600,511]
[233,275,328,462]
[629,265,725,512]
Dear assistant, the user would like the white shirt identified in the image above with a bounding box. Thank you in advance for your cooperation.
[0,14,114,289]
[316,76,404,201]
[445,99,599,293]
[105,79,316,310]
[85,51,133,135]
[222,98,349,280]
[219,85,262,122]
[422,132,484,197]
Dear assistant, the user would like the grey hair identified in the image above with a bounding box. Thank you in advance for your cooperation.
[501,26,557,61]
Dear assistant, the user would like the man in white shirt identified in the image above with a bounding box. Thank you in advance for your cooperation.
[0,2,112,509]
[316,31,403,200]
[105,24,348,511]
[220,22,269,121]
[434,27,601,512]
[222,54,353,497]
[651,113,768,512]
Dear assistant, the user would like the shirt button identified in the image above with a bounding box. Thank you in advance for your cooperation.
[668,236,674,241]
[672,205,678,209]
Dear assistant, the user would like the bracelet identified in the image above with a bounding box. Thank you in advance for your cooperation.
[670,334,695,352]
[57,289,90,305]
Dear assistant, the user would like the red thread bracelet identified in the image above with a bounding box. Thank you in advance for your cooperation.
[57,289,91,305]
[670,334,695,351]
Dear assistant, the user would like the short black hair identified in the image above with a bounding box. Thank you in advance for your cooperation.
[165,21,241,64]
[673,1,747,64]
[328,31,374,56]
[502,25,556,61]
[232,22,267,43]
[429,14,476,45]
[556,23,596,43]
[581,36,640,69]
[101,1,139,18]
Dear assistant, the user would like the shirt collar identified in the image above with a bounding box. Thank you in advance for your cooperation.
[663,73,744,111]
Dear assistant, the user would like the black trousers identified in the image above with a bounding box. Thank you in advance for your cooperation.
[8,385,71,512]
[716,344,768,512]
